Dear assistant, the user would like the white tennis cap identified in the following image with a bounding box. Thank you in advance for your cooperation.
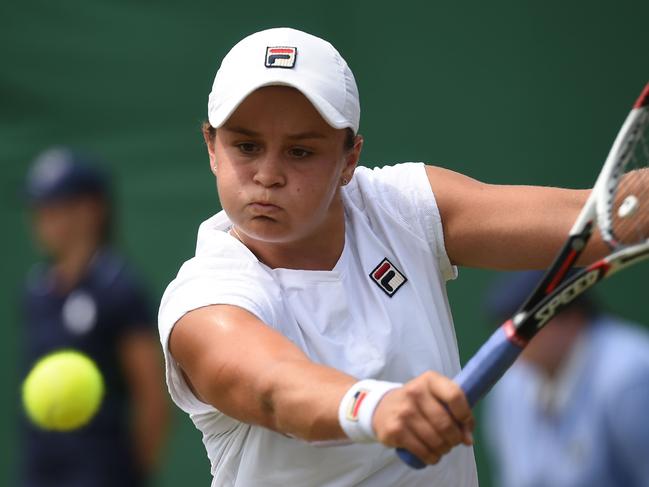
[208,27,360,134]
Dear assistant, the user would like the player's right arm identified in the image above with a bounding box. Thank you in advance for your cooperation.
[168,304,473,463]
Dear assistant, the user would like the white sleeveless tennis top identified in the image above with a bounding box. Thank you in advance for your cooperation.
[159,163,478,487]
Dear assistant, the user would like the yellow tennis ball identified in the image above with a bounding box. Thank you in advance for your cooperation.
[22,350,104,431]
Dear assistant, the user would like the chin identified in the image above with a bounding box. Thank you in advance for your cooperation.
[242,218,295,243]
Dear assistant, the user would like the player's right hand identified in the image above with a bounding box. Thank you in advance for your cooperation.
[372,371,474,465]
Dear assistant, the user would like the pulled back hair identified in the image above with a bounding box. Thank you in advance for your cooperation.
[201,121,356,153]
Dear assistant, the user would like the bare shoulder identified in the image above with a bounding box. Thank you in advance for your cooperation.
[424,164,485,204]
[423,164,488,232]
[424,164,480,184]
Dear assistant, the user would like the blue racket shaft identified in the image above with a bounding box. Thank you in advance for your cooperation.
[396,324,524,469]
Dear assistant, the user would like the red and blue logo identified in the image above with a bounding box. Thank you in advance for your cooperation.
[345,389,369,422]
[370,258,407,297]
[265,46,297,68]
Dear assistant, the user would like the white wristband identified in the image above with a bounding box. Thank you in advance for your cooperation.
[338,379,402,443]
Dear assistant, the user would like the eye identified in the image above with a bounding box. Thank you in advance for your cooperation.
[236,142,260,155]
[288,147,313,159]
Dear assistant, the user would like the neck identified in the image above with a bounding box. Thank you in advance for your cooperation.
[52,239,101,291]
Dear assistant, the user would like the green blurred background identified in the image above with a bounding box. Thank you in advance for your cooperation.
[2,0,648,485]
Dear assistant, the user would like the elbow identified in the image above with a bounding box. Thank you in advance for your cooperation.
[254,366,282,430]
[258,381,277,424]
[254,363,331,442]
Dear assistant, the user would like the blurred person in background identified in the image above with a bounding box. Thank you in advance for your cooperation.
[19,147,169,487]
[483,270,649,487]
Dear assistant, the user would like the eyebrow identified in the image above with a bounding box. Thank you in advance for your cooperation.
[222,126,327,140]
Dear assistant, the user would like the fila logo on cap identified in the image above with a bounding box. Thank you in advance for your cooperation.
[265,46,297,68]
[370,258,407,297]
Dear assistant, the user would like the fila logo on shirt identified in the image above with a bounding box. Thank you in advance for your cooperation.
[370,258,407,297]
[265,46,297,68]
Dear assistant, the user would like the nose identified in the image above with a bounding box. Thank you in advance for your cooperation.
[252,152,286,188]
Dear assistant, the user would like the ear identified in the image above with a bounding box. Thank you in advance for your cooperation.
[342,134,363,184]
[202,126,218,175]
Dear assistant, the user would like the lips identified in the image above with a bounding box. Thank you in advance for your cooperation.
[248,201,281,214]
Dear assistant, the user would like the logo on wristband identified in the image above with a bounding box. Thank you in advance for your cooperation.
[346,388,369,421]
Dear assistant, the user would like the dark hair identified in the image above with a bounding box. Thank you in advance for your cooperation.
[202,121,356,152]
[343,128,355,152]
[203,121,216,141]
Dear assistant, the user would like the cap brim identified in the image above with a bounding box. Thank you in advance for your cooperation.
[208,80,354,133]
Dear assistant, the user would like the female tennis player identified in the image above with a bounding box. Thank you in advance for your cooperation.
[159,28,606,486]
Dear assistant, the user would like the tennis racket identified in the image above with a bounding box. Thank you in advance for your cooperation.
[398,81,649,469]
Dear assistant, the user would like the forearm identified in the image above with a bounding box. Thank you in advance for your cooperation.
[172,305,355,442]
[254,358,356,441]
[118,331,170,473]
[132,394,169,472]
[172,305,474,466]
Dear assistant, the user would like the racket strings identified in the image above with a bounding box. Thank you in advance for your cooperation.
[611,112,649,247]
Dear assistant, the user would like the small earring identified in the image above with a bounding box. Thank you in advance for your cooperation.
[341,177,348,186]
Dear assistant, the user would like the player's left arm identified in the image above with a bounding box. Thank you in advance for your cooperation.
[425,165,608,269]
[119,330,170,474]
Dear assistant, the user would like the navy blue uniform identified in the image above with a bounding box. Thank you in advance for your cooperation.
[20,248,154,487]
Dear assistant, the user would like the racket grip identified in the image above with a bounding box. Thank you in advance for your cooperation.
[396,448,427,469]
[455,324,524,407]
[397,324,524,469]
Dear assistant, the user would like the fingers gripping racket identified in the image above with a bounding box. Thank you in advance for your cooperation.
[398,82,649,469]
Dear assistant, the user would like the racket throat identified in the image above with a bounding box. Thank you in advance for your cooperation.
[523,225,591,298]
[503,319,528,347]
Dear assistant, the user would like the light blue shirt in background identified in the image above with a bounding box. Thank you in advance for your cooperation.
[484,317,649,487]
